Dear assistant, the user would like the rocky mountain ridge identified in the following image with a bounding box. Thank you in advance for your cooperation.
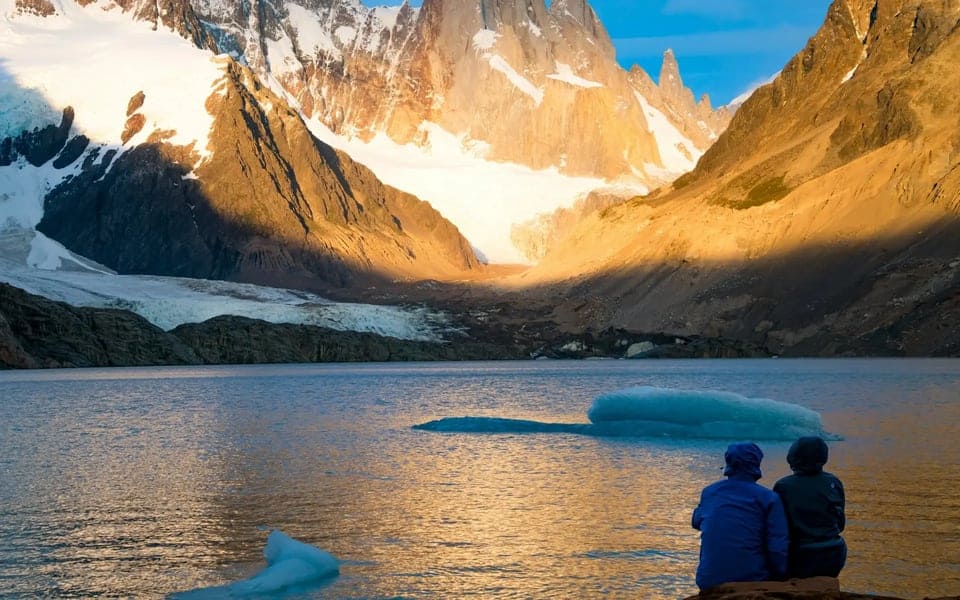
[509,0,960,356]
[36,60,481,289]
[186,0,730,181]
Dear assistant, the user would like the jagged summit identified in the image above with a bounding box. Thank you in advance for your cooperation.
[658,49,690,102]
[180,0,727,182]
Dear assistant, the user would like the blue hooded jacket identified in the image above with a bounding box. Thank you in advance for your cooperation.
[692,443,789,590]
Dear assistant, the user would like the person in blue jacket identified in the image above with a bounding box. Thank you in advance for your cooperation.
[692,442,789,590]
[773,436,846,578]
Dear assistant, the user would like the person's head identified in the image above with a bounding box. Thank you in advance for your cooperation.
[723,442,764,481]
[787,436,829,475]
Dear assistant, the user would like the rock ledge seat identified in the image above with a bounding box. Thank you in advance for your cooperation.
[683,577,959,600]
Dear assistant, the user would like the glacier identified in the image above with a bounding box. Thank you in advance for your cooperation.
[0,251,457,340]
[170,530,338,598]
[414,386,840,441]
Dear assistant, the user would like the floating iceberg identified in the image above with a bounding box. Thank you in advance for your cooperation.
[170,530,338,598]
[414,386,839,441]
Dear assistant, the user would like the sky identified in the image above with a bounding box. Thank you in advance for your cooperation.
[361,0,833,106]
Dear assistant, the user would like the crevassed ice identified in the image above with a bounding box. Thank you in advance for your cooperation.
[0,256,454,341]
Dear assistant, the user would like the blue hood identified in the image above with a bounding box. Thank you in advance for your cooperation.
[724,442,764,480]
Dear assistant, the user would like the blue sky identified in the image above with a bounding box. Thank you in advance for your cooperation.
[362,0,833,105]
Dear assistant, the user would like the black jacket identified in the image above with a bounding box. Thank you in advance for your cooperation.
[773,437,845,548]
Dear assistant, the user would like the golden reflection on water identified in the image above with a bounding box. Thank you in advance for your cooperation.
[324,434,706,599]
[1,362,959,599]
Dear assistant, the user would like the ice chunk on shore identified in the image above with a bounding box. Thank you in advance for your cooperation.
[170,530,338,598]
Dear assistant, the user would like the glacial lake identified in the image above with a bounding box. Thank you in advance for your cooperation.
[1,360,958,599]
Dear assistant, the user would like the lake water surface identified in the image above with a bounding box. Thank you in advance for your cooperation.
[1,360,958,599]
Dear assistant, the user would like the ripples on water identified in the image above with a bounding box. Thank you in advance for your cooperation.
[0,360,958,599]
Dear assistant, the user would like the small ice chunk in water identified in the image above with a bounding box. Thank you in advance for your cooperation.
[170,530,338,598]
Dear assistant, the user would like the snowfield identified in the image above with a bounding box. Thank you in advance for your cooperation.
[305,120,634,265]
[0,0,223,152]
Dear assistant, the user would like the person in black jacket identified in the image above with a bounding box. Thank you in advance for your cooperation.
[773,436,846,579]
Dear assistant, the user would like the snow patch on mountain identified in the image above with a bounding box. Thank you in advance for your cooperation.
[472,28,499,51]
[372,6,404,30]
[0,1,223,152]
[305,119,620,264]
[841,65,858,83]
[266,30,303,79]
[470,29,543,106]
[285,4,339,59]
[547,62,603,88]
[334,25,357,45]
[486,55,544,106]
[634,92,700,175]
[726,72,780,110]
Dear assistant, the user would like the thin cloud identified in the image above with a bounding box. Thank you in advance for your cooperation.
[662,0,747,20]
[613,25,813,58]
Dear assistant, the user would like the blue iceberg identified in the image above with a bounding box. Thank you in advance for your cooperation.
[414,386,839,441]
[170,530,339,598]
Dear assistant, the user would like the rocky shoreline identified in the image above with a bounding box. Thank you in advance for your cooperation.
[0,282,770,369]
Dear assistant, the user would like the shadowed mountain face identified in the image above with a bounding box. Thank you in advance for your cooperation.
[33,59,480,290]
[516,0,960,356]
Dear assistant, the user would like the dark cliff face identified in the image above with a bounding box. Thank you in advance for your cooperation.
[35,59,480,291]
[0,283,199,369]
[0,107,76,167]
[0,283,523,369]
